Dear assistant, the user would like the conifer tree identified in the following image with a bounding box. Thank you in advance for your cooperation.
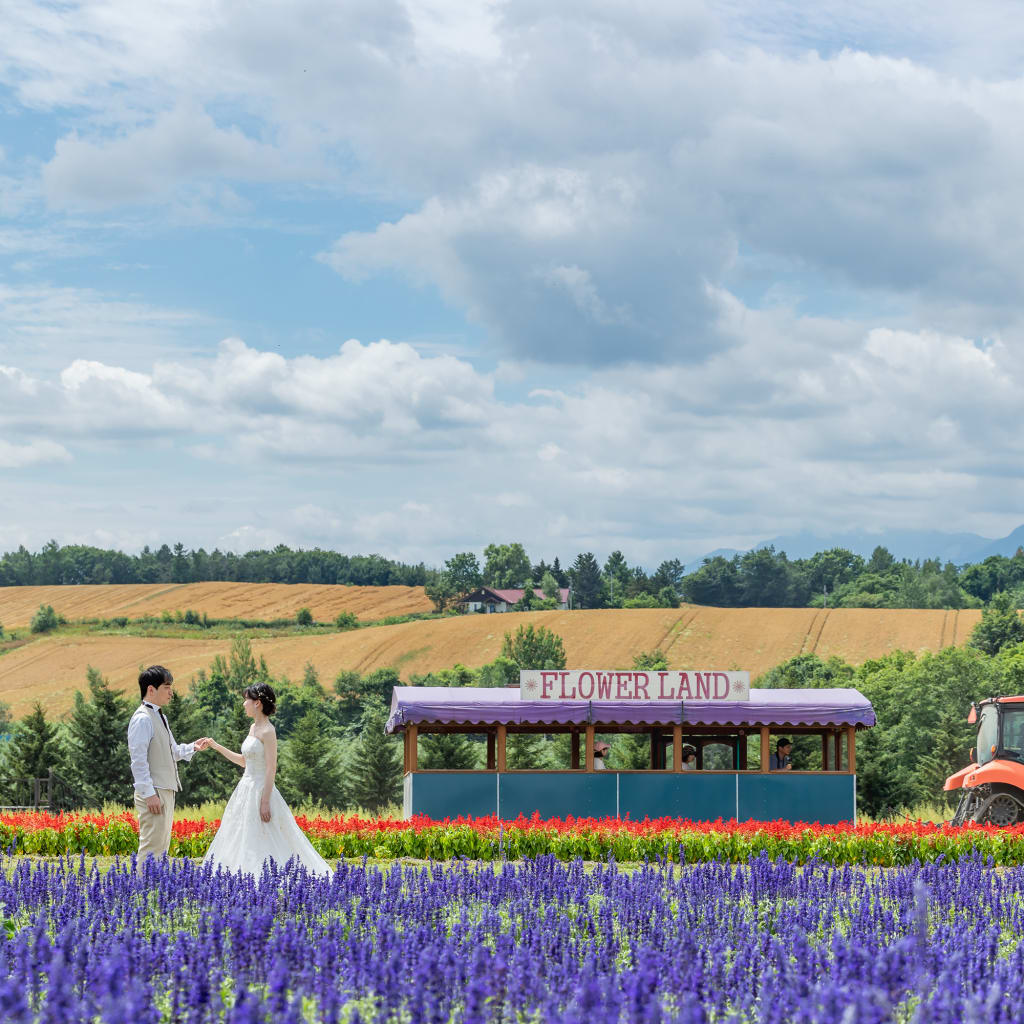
[0,702,67,804]
[345,700,402,812]
[419,733,480,770]
[506,732,551,769]
[65,667,133,806]
[278,709,347,809]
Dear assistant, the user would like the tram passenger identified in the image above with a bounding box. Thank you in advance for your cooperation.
[681,746,697,770]
[594,741,610,769]
[769,738,793,771]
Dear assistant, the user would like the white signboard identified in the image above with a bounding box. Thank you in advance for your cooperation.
[519,670,750,702]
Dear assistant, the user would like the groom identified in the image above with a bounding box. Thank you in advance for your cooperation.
[127,665,210,861]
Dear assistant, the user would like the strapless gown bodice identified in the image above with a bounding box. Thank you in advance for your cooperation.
[201,733,331,879]
[241,735,266,782]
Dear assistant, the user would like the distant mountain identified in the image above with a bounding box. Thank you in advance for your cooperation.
[686,526,1024,569]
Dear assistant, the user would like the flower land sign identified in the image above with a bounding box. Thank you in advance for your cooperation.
[519,670,750,701]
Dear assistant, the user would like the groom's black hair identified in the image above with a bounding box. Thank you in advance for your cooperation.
[139,665,173,699]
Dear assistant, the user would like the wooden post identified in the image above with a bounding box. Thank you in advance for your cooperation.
[570,731,581,770]
[821,733,829,771]
[496,725,507,772]
[672,724,682,772]
[847,726,856,773]
[738,733,748,771]
[760,727,770,772]
[649,729,659,769]
[833,731,841,773]
[695,741,704,771]
[487,732,496,770]
[407,725,418,772]
[585,725,595,772]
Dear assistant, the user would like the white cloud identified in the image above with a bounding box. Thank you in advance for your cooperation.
[0,439,70,469]
[43,104,296,207]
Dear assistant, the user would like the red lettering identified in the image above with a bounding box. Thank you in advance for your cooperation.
[713,672,729,699]
[677,672,693,699]
[596,672,614,699]
[694,672,711,699]
[634,672,650,699]
[541,671,558,698]
[559,672,576,699]
[578,672,595,700]
[615,672,632,699]
[658,672,674,698]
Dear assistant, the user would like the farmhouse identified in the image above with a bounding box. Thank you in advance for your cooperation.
[462,586,570,613]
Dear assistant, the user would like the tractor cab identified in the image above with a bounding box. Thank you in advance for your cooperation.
[945,697,1024,826]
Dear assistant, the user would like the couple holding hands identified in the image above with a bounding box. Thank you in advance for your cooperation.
[127,665,331,877]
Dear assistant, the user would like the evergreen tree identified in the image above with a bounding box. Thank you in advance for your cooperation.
[506,732,551,769]
[568,552,603,608]
[0,700,11,736]
[64,667,133,806]
[419,733,480,769]
[346,700,402,812]
[540,571,561,601]
[0,703,66,802]
[167,692,241,805]
[278,710,347,809]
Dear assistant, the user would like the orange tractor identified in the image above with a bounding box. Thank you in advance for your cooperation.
[945,696,1024,826]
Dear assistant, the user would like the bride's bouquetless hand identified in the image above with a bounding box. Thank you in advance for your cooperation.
[260,799,271,822]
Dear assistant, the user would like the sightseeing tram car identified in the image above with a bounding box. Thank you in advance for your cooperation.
[386,669,875,823]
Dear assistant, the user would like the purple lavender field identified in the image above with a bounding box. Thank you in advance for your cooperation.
[0,852,1021,1022]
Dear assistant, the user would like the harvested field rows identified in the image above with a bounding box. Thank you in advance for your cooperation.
[0,603,982,717]
[0,582,431,628]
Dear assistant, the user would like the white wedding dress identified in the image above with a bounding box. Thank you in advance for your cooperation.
[202,735,332,878]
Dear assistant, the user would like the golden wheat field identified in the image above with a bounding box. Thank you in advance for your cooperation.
[0,582,432,629]
[0,596,982,717]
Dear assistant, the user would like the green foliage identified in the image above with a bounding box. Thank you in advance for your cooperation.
[30,604,59,634]
[568,552,603,608]
[0,702,66,791]
[506,732,551,769]
[424,572,457,613]
[0,540,430,588]
[334,610,359,630]
[475,656,520,688]
[514,582,538,611]
[500,623,567,670]
[444,552,483,597]
[64,667,133,806]
[278,710,347,809]
[633,649,669,671]
[968,591,1024,655]
[296,607,314,626]
[419,733,481,770]
[345,700,402,812]
[0,701,10,735]
[482,542,531,589]
[540,571,560,601]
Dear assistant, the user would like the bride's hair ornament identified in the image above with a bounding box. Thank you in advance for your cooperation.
[243,683,277,716]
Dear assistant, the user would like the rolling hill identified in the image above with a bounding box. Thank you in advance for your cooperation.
[0,594,982,717]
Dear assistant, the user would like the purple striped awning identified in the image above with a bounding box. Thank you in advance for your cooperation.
[385,686,875,732]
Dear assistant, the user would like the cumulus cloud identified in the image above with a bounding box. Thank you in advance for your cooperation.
[43,105,295,207]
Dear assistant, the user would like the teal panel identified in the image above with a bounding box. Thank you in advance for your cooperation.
[739,774,855,824]
[619,773,737,821]
[408,773,498,819]
[499,773,617,819]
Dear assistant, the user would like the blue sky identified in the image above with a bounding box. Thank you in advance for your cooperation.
[3,0,1024,568]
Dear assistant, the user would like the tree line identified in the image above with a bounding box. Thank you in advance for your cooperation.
[5,538,1024,611]
[0,542,429,587]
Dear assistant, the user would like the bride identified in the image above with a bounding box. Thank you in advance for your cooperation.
[202,683,332,878]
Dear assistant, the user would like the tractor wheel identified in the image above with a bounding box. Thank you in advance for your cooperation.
[974,790,1024,827]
